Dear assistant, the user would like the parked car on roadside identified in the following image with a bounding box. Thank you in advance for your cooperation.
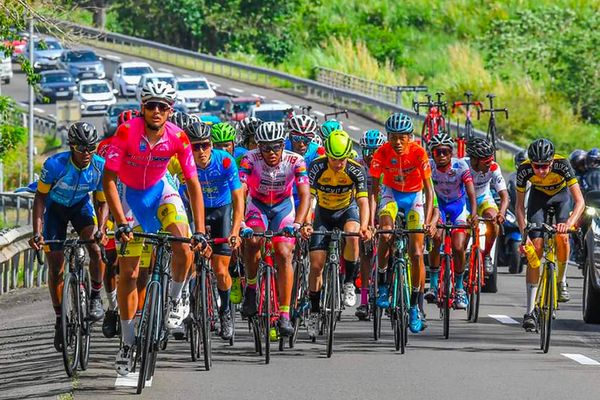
[135,72,177,102]
[77,79,117,116]
[198,96,232,119]
[112,61,154,97]
[0,51,13,84]
[582,190,600,324]
[24,37,64,71]
[226,97,260,122]
[103,102,139,137]
[35,70,77,103]
[248,102,293,122]
[176,77,216,112]
[58,49,105,81]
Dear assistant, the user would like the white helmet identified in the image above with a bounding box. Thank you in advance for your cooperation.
[287,114,317,137]
[255,122,287,143]
[140,81,177,104]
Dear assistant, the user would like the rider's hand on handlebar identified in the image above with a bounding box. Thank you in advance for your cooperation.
[228,234,241,250]
[29,233,44,251]
[359,226,371,241]
[300,224,313,240]
[94,230,108,246]
[468,213,479,228]
[495,212,506,225]
[115,224,133,243]
[424,224,437,238]
[554,222,569,234]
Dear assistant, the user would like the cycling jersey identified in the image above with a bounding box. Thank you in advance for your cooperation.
[97,137,113,159]
[104,117,197,190]
[370,141,431,193]
[516,155,577,196]
[466,158,507,197]
[430,158,472,203]
[309,156,367,211]
[239,149,308,206]
[234,146,248,160]
[357,157,376,194]
[285,140,324,168]
[38,151,105,207]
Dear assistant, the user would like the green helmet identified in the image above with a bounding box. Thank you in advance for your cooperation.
[211,122,236,143]
[320,120,342,140]
[324,130,353,159]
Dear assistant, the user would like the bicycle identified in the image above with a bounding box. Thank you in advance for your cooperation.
[413,92,448,145]
[451,91,483,158]
[289,236,310,348]
[465,217,495,323]
[310,229,360,358]
[38,237,105,377]
[477,93,508,157]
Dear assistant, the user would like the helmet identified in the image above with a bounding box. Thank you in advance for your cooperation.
[184,121,212,142]
[385,113,413,134]
[324,130,353,159]
[360,129,385,149]
[569,149,587,171]
[311,135,323,147]
[255,122,287,143]
[140,80,177,104]
[211,122,237,143]
[287,114,317,137]
[586,148,600,169]
[68,121,98,145]
[117,109,140,127]
[527,138,554,162]
[320,120,342,140]
[169,111,195,129]
[237,117,262,138]
[514,150,527,169]
[428,133,454,151]
[466,137,495,159]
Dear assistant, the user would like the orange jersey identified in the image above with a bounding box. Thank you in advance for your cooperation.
[369,141,431,192]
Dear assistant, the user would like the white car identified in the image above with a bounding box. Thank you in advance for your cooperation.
[248,102,293,122]
[135,72,177,103]
[77,79,117,116]
[112,61,154,97]
[0,51,12,84]
[176,77,216,112]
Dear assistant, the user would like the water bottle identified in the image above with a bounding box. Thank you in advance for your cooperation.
[522,243,540,269]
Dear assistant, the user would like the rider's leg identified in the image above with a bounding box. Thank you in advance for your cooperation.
[452,230,467,290]
[274,241,295,317]
[117,255,142,347]
[408,233,425,307]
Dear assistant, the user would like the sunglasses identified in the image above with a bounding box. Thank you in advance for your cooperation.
[291,134,312,144]
[192,142,211,151]
[532,162,552,170]
[72,144,97,153]
[213,142,232,149]
[433,148,452,157]
[144,101,171,112]
[259,142,284,153]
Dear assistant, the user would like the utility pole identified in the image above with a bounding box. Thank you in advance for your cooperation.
[28,17,34,183]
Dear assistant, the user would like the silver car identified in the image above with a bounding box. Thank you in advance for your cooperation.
[24,38,64,71]
[112,61,154,97]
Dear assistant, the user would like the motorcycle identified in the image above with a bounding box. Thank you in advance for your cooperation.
[496,209,525,274]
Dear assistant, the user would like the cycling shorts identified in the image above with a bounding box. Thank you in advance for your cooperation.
[245,196,295,244]
[43,196,96,251]
[527,187,570,239]
[310,203,359,252]
[117,174,189,257]
[468,191,499,216]
[439,196,469,227]
[206,204,232,256]
[377,185,424,230]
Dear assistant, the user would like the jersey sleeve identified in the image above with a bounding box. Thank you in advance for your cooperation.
[174,131,197,181]
[103,124,128,173]
[417,146,432,180]
[516,164,532,192]
[460,160,473,184]
[294,156,309,186]
[369,147,384,179]
[350,161,368,199]
[491,164,507,192]
[223,154,242,191]
[238,154,252,184]
[557,158,578,187]
[37,157,58,194]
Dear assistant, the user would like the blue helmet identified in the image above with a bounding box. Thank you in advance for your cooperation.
[320,120,343,140]
[385,112,413,134]
[586,148,600,169]
[360,129,385,149]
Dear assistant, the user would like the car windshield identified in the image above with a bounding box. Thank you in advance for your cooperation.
[201,99,228,112]
[42,73,72,84]
[108,104,139,117]
[148,77,175,87]
[124,66,153,76]
[34,40,62,50]
[234,100,256,113]
[81,83,110,94]
[255,110,288,122]
[66,51,98,62]
[177,80,209,91]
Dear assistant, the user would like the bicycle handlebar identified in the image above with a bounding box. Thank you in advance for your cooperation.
[311,230,361,237]
[376,228,426,235]
[36,237,107,265]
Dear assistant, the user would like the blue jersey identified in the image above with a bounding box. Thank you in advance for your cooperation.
[38,151,105,207]
[197,149,242,208]
[285,140,324,206]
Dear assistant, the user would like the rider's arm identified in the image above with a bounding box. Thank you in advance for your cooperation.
[369,177,380,228]
[102,169,127,225]
[497,189,509,219]
[94,193,109,233]
[296,183,311,226]
[515,190,526,234]
[186,177,206,234]
[566,183,585,228]
[423,176,434,226]
[32,191,47,238]
[465,180,478,220]
[357,196,370,230]
[231,188,244,237]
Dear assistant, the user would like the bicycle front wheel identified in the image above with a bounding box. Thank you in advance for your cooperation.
[199,265,212,370]
[61,272,80,377]
[468,249,482,323]
[443,255,452,340]
[541,263,555,353]
[325,262,338,358]
[263,264,271,364]
[137,282,159,394]
[79,268,92,370]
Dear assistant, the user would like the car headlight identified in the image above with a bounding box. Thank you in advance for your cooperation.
[80,104,86,109]
[33,61,40,68]
[586,206,596,217]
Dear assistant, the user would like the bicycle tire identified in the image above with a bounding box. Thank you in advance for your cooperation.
[468,249,482,323]
[541,263,555,353]
[61,272,79,377]
[326,261,338,358]
[251,317,262,355]
[289,251,303,348]
[229,300,236,347]
[189,318,199,361]
[391,266,402,352]
[443,255,451,340]
[136,282,159,394]
[399,264,407,353]
[79,268,91,370]
[372,268,380,340]
[190,281,200,361]
[200,264,212,370]
[264,264,271,364]
[159,269,170,351]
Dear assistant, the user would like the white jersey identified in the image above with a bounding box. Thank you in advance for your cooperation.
[465,157,507,197]
[430,157,472,203]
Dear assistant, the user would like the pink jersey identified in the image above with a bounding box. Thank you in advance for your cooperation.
[239,149,308,206]
[104,117,197,190]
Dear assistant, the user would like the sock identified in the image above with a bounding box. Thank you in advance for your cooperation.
[170,280,185,301]
[279,305,290,320]
[53,305,62,317]
[455,273,464,291]
[377,268,387,286]
[557,261,567,284]
[430,270,439,291]
[218,289,230,313]
[91,280,103,299]
[410,289,419,307]
[343,260,359,284]
[106,290,118,311]
[360,288,369,305]
[121,319,136,346]
[309,290,321,313]
[526,283,538,314]
[418,292,424,314]
[246,277,257,290]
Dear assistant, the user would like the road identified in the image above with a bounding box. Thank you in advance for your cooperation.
[1,266,600,400]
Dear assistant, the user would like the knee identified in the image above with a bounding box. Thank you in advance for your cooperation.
[556,234,569,247]
[171,242,191,257]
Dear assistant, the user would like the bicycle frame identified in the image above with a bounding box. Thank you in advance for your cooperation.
[452,91,483,158]
[477,93,508,157]
[413,92,448,145]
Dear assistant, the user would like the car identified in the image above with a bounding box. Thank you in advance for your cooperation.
[34,70,77,103]
[175,77,216,112]
[0,51,12,84]
[582,190,600,324]
[226,97,261,122]
[135,72,177,102]
[197,96,232,119]
[24,37,64,71]
[248,102,293,122]
[112,61,154,97]
[77,79,117,116]
[58,49,105,81]
[102,102,140,137]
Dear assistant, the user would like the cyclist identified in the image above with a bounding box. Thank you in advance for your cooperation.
[304,130,371,335]
[569,149,588,190]
[211,122,237,157]
[238,122,311,336]
[179,120,245,341]
[169,111,197,130]
[516,138,585,330]
[102,81,209,375]
[235,116,262,160]
[507,150,528,213]
[319,119,342,141]
[355,129,385,320]
[583,148,600,192]
[465,138,509,275]
[370,113,435,333]
[426,133,478,310]
[28,122,108,351]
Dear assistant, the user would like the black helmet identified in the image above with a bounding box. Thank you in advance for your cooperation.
[586,148,600,169]
[514,150,527,169]
[184,121,212,141]
[169,111,196,129]
[527,138,554,163]
[569,149,587,171]
[68,122,98,145]
[466,137,495,159]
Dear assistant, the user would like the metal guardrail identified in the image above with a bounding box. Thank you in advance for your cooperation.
[0,226,46,296]
[1,192,34,228]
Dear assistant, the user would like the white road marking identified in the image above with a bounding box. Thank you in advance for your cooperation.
[182,74,191,78]
[272,99,286,104]
[229,87,244,93]
[488,314,519,324]
[313,110,325,116]
[251,93,265,99]
[562,354,600,366]
[104,54,122,60]
[115,372,153,387]
[348,125,360,131]
[157,67,173,73]
[34,107,45,113]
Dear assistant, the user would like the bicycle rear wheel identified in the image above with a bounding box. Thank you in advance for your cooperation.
[540,263,555,353]
[468,249,482,323]
[79,268,92,370]
[61,272,80,377]
[325,262,338,358]
[137,282,159,394]
[443,255,452,340]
